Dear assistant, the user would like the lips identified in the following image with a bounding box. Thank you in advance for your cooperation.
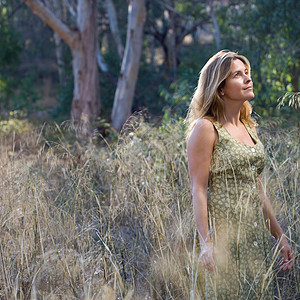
[244,86,253,90]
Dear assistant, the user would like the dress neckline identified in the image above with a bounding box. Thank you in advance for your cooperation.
[219,120,258,148]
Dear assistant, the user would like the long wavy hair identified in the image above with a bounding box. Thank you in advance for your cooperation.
[185,50,255,140]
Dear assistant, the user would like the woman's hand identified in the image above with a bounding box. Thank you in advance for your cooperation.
[279,235,294,271]
[200,242,216,272]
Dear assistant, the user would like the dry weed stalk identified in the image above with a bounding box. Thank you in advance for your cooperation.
[0,118,298,299]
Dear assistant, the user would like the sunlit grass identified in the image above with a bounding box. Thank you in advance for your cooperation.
[0,118,298,299]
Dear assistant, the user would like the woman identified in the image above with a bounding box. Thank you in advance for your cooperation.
[186,50,294,299]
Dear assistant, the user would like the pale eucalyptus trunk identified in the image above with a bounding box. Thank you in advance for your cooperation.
[21,0,100,125]
[111,0,146,131]
[71,0,100,123]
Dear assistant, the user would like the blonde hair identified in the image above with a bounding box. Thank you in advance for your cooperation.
[185,50,255,140]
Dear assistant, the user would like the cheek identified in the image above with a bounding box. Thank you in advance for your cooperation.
[224,81,240,94]
[229,80,243,91]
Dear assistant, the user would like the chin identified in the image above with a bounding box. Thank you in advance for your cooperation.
[248,92,255,100]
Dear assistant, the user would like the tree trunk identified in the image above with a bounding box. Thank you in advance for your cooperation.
[53,32,65,84]
[105,0,124,59]
[52,0,65,84]
[111,0,146,131]
[291,52,299,93]
[97,43,109,72]
[208,0,221,50]
[148,2,205,76]
[21,0,100,125]
[165,8,177,78]
[148,34,155,70]
[71,0,100,124]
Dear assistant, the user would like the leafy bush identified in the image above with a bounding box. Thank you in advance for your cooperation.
[0,116,33,136]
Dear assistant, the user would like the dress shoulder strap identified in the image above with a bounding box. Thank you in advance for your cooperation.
[209,119,223,132]
[208,119,226,143]
[241,120,258,139]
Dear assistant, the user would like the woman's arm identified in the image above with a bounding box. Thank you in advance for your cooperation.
[252,125,294,270]
[187,119,218,271]
[258,177,294,270]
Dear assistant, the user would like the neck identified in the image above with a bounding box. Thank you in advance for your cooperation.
[222,100,245,126]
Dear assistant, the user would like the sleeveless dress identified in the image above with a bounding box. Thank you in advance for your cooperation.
[204,119,274,300]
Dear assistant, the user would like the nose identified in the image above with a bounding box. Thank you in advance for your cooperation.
[244,74,252,83]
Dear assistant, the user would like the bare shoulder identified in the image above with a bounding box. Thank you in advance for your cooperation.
[187,119,217,181]
[187,118,217,151]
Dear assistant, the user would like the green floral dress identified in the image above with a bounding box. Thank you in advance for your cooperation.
[204,119,274,300]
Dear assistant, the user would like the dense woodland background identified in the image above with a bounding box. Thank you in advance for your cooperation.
[0,0,299,128]
[0,0,299,299]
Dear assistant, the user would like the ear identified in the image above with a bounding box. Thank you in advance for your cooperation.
[220,89,225,96]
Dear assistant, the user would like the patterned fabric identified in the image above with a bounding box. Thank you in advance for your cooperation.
[204,119,274,300]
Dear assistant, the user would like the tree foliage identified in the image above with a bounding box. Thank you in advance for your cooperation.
[0,0,299,125]
[218,0,299,121]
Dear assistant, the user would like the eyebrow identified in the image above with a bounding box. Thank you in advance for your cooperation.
[231,68,249,76]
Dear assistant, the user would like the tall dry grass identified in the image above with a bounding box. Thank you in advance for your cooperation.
[0,118,298,299]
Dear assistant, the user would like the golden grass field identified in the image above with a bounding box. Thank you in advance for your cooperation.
[0,118,298,299]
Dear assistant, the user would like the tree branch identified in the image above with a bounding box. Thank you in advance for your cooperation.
[7,3,25,19]
[157,0,195,21]
[22,0,79,47]
[146,19,167,44]
[65,0,77,17]
[105,0,124,58]
[176,20,205,46]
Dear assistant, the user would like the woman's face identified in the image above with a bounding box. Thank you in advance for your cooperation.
[220,59,254,102]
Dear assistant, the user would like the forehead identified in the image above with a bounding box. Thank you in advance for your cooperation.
[230,59,247,71]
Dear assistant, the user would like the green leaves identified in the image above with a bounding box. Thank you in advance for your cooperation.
[0,4,21,67]
[217,0,299,120]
